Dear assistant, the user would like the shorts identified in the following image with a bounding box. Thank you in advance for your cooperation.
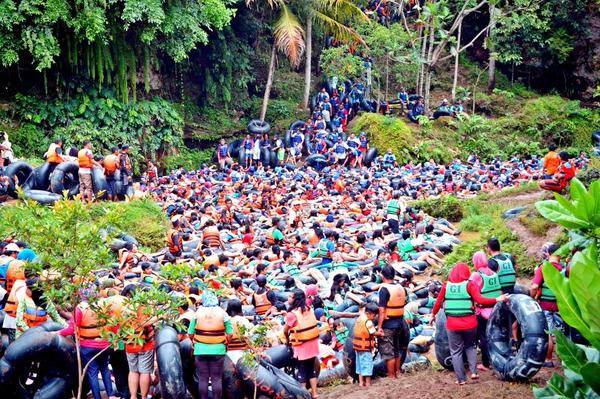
[544,310,563,336]
[296,357,317,383]
[79,170,93,193]
[106,178,117,196]
[355,351,374,376]
[126,350,155,374]
[379,321,409,360]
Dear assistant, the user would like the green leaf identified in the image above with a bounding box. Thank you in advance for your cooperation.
[543,263,600,348]
[554,330,587,373]
[569,246,600,341]
[580,363,600,394]
[533,373,577,398]
[536,200,590,230]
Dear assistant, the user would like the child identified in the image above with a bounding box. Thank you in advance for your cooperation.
[352,303,378,387]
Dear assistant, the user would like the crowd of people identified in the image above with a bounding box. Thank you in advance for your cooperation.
[0,137,579,399]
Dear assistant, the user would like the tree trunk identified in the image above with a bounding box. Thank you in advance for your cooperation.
[424,18,435,111]
[260,43,277,122]
[385,55,389,100]
[418,25,429,96]
[302,15,313,110]
[451,20,462,101]
[487,4,497,94]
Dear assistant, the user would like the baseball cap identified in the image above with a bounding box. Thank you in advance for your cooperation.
[4,243,21,253]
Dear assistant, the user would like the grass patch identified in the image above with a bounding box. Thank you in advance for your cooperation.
[518,207,556,236]
[412,196,463,221]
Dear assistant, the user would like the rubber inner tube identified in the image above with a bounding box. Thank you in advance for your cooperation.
[92,167,108,199]
[260,147,271,166]
[364,148,378,167]
[23,190,62,206]
[434,311,454,370]
[50,161,80,198]
[4,161,34,198]
[155,327,187,399]
[247,119,270,135]
[289,120,305,132]
[228,139,242,156]
[237,359,312,399]
[302,133,313,156]
[264,345,294,369]
[269,150,277,168]
[502,207,526,220]
[486,294,548,381]
[433,110,452,119]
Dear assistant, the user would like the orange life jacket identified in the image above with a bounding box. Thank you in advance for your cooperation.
[227,316,249,351]
[203,228,221,248]
[78,149,93,169]
[77,302,106,340]
[193,307,226,345]
[379,283,406,319]
[6,260,25,294]
[253,291,271,315]
[168,229,182,255]
[22,297,48,329]
[47,143,64,164]
[352,314,374,351]
[4,279,26,317]
[104,154,118,175]
[289,309,319,346]
[266,230,275,246]
[203,254,221,269]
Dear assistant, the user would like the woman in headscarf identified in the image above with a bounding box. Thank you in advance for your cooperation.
[431,263,507,384]
[15,278,66,338]
[468,251,502,371]
[188,290,232,399]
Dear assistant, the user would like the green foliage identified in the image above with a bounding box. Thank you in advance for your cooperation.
[162,148,214,172]
[459,214,494,232]
[98,199,168,252]
[576,157,600,189]
[518,207,556,237]
[319,46,365,84]
[5,123,50,158]
[533,179,600,398]
[12,92,184,172]
[249,98,304,131]
[350,113,415,163]
[0,0,236,101]
[413,196,463,221]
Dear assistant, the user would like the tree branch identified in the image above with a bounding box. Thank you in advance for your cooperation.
[438,19,494,63]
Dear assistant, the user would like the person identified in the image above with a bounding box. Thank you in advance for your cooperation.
[225,298,252,364]
[332,138,348,166]
[486,238,517,294]
[167,216,184,259]
[188,290,232,399]
[407,97,425,123]
[78,141,102,203]
[382,149,397,169]
[216,139,232,170]
[435,99,451,117]
[119,145,133,197]
[104,147,120,201]
[58,287,117,399]
[2,245,31,340]
[147,161,158,183]
[0,132,13,167]
[252,134,262,166]
[273,136,285,166]
[539,151,576,192]
[530,243,563,367]
[352,303,378,387]
[16,277,66,338]
[452,99,465,116]
[251,275,272,316]
[431,263,507,385]
[242,135,254,168]
[284,289,319,399]
[386,192,404,234]
[543,144,561,179]
[469,251,501,371]
[46,139,64,173]
[377,265,409,379]
[122,284,156,399]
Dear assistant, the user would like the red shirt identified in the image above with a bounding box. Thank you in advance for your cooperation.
[432,281,497,331]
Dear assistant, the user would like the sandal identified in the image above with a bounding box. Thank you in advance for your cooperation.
[455,380,466,385]
[471,373,480,380]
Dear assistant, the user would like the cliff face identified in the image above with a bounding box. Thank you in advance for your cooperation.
[572,6,600,101]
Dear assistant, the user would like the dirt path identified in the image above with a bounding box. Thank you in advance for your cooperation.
[505,218,563,260]
[320,366,558,399]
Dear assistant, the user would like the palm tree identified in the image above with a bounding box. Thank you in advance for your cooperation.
[246,0,306,121]
[247,0,368,120]
[301,0,369,110]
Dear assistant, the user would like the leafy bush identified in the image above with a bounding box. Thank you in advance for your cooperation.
[576,157,600,188]
[7,123,50,158]
[413,196,463,221]
[162,148,214,172]
[459,214,494,232]
[518,207,556,236]
[319,46,365,84]
[12,92,184,173]
[533,179,600,398]
[350,113,416,163]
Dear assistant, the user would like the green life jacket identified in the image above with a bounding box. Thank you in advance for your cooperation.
[331,261,348,273]
[539,264,566,302]
[284,264,301,278]
[335,329,349,344]
[387,200,400,216]
[318,239,331,258]
[425,296,436,308]
[495,255,516,289]
[445,281,474,316]
[478,271,502,300]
